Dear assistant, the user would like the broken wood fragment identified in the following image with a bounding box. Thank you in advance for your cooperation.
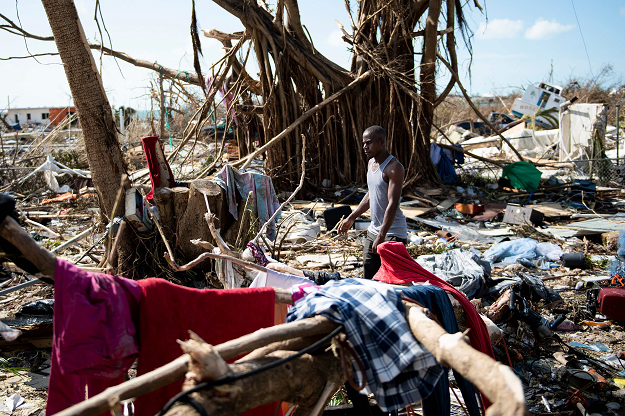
[0,216,56,279]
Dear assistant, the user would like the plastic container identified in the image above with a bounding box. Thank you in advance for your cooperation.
[562,252,586,269]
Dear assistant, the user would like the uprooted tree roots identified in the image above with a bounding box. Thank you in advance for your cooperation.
[191,0,481,190]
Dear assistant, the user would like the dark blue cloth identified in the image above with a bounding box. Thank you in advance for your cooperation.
[401,285,481,416]
[437,153,457,184]
[453,144,465,165]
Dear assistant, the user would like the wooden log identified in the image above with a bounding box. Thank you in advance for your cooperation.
[172,187,190,224]
[153,187,175,244]
[240,334,326,361]
[403,302,527,416]
[165,350,344,416]
[0,216,56,279]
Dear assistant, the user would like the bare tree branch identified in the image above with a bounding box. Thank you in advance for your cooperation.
[0,52,59,60]
[0,12,54,40]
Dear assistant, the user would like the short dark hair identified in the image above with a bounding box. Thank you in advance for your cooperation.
[364,125,386,141]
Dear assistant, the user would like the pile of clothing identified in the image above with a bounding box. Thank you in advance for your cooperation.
[47,241,493,416]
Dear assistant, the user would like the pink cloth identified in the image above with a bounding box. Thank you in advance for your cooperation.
[46,259,142,415]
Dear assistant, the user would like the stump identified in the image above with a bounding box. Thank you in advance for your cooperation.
[177,180,234,265]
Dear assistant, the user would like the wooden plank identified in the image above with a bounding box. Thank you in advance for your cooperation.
[402,206,435,218]
[532,202,572,218]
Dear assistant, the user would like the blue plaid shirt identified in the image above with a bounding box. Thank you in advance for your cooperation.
[286,279,443,411]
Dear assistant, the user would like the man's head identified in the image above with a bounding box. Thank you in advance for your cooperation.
[362,125,387,158]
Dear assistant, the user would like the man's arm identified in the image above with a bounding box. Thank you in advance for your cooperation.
[337,192,369,234]
[372,161,404,252]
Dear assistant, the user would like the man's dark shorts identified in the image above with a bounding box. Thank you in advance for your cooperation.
[363,230,407,280]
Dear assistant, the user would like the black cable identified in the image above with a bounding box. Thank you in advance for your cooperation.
[155,325,344,416]
[178,396,209,416]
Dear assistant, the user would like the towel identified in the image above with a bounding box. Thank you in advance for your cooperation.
[134,278,277,416]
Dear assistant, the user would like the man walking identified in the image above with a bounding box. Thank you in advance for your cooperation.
[338,125,407,279]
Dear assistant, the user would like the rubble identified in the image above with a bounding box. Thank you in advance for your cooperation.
[1,4,625,412]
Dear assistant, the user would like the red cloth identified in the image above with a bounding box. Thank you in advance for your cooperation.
[373,242,494,359]
[141,136,175,200]
[134,278,278,416]
[46,260,142,415]
[373,242,494,408]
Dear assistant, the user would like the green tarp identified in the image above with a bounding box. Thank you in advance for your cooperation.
[502,161,542,191]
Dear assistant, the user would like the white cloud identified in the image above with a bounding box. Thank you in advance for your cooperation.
[326,30,346,47]
[476,19,524,39]
[525,19,574,40]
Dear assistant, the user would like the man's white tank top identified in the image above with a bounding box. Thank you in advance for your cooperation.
[366,155,407,238]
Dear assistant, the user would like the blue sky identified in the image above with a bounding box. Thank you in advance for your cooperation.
[1,1,623,111]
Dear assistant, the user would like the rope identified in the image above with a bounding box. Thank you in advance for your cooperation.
[500,338,515,369]
[449,381,470,416]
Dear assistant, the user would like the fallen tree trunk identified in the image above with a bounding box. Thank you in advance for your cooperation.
[164,350,344,416]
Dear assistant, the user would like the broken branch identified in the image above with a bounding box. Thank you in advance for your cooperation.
[0,216,57,279]
[403,302,527,416]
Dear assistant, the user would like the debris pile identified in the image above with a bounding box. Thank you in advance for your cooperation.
[2,74,625,416]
